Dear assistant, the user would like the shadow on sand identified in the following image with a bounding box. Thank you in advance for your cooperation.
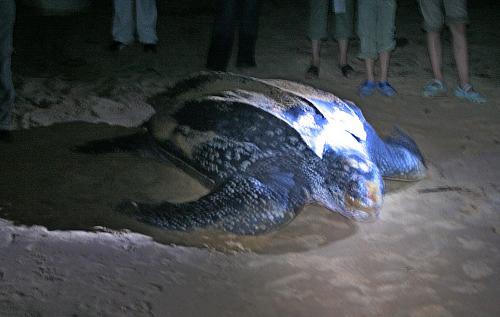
[0,122,360,254]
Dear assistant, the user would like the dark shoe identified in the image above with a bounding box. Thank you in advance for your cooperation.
[339,64,354,78]
[305,65,319,79]
[0,130,13,143]
[143,43,157,53]
[109,41,127,51]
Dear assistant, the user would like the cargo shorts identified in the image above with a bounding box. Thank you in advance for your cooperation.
[418,0,469,32]
[357,0,396,59]
[308,0,355,41]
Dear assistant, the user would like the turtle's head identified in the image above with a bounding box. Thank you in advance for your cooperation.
[320,153,384,221]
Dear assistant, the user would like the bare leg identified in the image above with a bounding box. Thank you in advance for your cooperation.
[338,38,348,66]
[311,39,321,67]
[426,30,444,82]
[365,58,375,82]
[448,22,486,102]
[379,51,390,82]
[448,22,469,88]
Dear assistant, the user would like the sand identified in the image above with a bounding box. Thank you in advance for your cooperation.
[0,0,499,316]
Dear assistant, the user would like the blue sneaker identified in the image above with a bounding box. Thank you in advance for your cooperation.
[377,81,397,97]
[454,84,487,103]
[359,80,376,97]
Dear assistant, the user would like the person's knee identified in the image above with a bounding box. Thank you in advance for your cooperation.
[426,30,441,40]
[448,22,466,35]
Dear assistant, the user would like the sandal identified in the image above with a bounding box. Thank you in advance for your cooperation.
[422,79,447,97]
[339,64,354,78]
[305,65,319,79]
[377,81,397,97]
[359,80,376,97]
[454,83,487,103]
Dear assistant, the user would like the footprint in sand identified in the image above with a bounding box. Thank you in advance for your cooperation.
[461,260,494,279]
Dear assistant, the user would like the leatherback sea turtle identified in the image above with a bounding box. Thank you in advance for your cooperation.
[80,71,426,235]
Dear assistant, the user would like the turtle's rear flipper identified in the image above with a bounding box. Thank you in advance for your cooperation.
[117,173,304,235]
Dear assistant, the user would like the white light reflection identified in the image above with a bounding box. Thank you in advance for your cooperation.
[205,90,369,159]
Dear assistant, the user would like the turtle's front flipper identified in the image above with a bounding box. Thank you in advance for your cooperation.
[118,172,305,235]
[365,124,426,181]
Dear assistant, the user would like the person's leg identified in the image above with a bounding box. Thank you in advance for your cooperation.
[448,22,485,102]
[375,0,397,96]
[444,0,485,102]
[207,0,237,71]
[307,0,329,76]
[377,50,397,96]
[237,0,260,67]
[418,0,445,81]
[111,0,135,45]
[422,29,449,97]
[448,22,468,87]
[442,0,469,87]
[417,0,449,96]
[379,51,390,82]
[357,0,377,96]
[338,39,348,66]
[426,30,444,82]
[375,0,396,81]
[359,58,376,97]
[365,58,375,82]
[334,0,354,69]
[311,39,321,68]
[0,0,16,134]
[136,0,158,47]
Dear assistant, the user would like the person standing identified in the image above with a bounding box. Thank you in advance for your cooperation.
[0,0,16,141]
[110,0,158,52]
[206,0,261,71]
[418,0,486,103]
[306,0,356,79]
[357,0,397,97]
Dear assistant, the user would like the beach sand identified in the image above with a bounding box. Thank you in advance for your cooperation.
[0,0,499,316]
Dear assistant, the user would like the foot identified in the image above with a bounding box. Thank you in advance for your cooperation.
[454,83,487,103]
[358,80,376,97]
[377,81,397,97]
[109,41,127,51]
[339,64,354,78]
[422,79,447,97]
[305,65,319,79]
[143,43,157,53]
[0,129,13,143]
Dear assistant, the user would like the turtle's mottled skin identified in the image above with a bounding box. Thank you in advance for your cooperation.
[81,72,426,235]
